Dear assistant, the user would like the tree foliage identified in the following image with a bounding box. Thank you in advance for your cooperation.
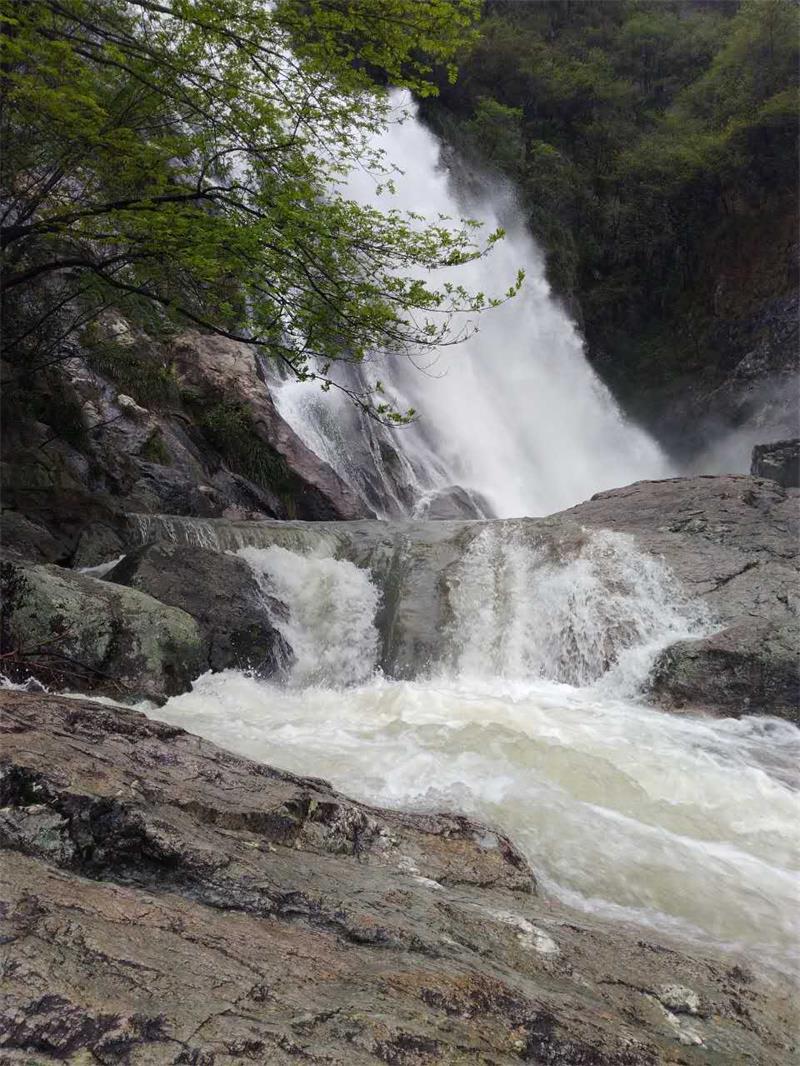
[0,0,517,420]
[425,0,798,386]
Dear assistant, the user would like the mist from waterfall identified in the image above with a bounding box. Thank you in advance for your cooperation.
[272,91,671,519]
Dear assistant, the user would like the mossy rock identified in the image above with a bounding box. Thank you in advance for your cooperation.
[0,560,203,701]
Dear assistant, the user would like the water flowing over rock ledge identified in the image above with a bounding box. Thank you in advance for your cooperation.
[1,689,797,1065]
[4,472,796,720]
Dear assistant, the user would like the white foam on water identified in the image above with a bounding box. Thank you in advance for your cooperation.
[144,531,799,975]
[154,669,800,975]
[238,545,381,687]
[441,525,711,695]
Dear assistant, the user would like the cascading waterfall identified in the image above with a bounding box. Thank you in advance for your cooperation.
[271,91,672,519]
[239,545,380,687]
[442,526,710,693]
[127,94,797,983]
[146,526,799,975]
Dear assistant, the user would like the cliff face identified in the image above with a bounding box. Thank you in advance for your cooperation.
[592,202,799,461]
[0,321,372,566]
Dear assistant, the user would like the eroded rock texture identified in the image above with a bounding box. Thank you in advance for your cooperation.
[0,561,203,701]
[566,475,799,720]
[751,438,800,489]
[1,690,797,1065]
[107,544,290,677]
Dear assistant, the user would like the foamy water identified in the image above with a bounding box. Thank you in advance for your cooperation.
[149,536,799,975]
[156,671,800,974]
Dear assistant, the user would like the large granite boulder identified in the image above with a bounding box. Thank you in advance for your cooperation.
[1,319,374,568]
[107,543,290,677]
[649,619,799,721]
[0,560,203,701]
[0,689,796,1065]
[171,330,371,520]
[751,438,800,488]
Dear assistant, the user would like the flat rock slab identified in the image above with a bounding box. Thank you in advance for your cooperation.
[1,690,797,1064]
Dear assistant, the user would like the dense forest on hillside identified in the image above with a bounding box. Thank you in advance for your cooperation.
[424,0,799,444]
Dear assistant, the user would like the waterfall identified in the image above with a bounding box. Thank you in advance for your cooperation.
[238,545,380,687]
[442,526,709,693]
[141,519,797,973]
[230,525,708,693]
[271,91,671,519]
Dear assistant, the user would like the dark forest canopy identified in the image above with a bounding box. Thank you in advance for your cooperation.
[423,0,799,397]
[1,0,525,421]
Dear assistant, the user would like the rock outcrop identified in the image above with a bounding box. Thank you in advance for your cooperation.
[107,543,290,677]
[648,618,799,720]
[0,560,203,701]
[171,331,370,522]
[1,324,372,568]
[565,474,799,720]
[751,437,800,488]
[1,689,797,1065]
[3,472,797,719]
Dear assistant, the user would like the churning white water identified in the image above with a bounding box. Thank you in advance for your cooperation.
[239,545,380,686]
[442,526,708,693]
[273,92,671,518]
[151,537,800,976]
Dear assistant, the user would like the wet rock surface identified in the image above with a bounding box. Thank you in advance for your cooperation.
[1,689,797,1065]
[171,331,370,522]
[649,619,800,720]
[751,438,800,489]
[0,561,203,701]
[107,544,290,677]
[566,474,799,720]
[1,327,371,568]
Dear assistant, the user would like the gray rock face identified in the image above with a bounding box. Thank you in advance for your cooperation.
[416,484,492,519]
[565,475,800,720]
[0,510,66,564]
[1,689,796,1065]
[107,543,290,677]
[751,438,800,488]
[0,560,203,701]
[171,331,371,521]
[564,475,798,629]
[649,620,799,721]
[1,325,373,566]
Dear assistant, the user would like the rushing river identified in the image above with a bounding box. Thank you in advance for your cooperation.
[151,534,800,977]
[146,90,797,979]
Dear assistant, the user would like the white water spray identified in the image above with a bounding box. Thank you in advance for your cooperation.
[145,528,799,974]
[273,92,671,518]
[443,526,710,693]
[238,545,380,687]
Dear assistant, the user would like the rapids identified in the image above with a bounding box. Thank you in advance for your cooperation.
[151,536,800,977]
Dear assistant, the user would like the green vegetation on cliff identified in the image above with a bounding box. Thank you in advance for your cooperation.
[424,0,798,419]
[1,0,514,422]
